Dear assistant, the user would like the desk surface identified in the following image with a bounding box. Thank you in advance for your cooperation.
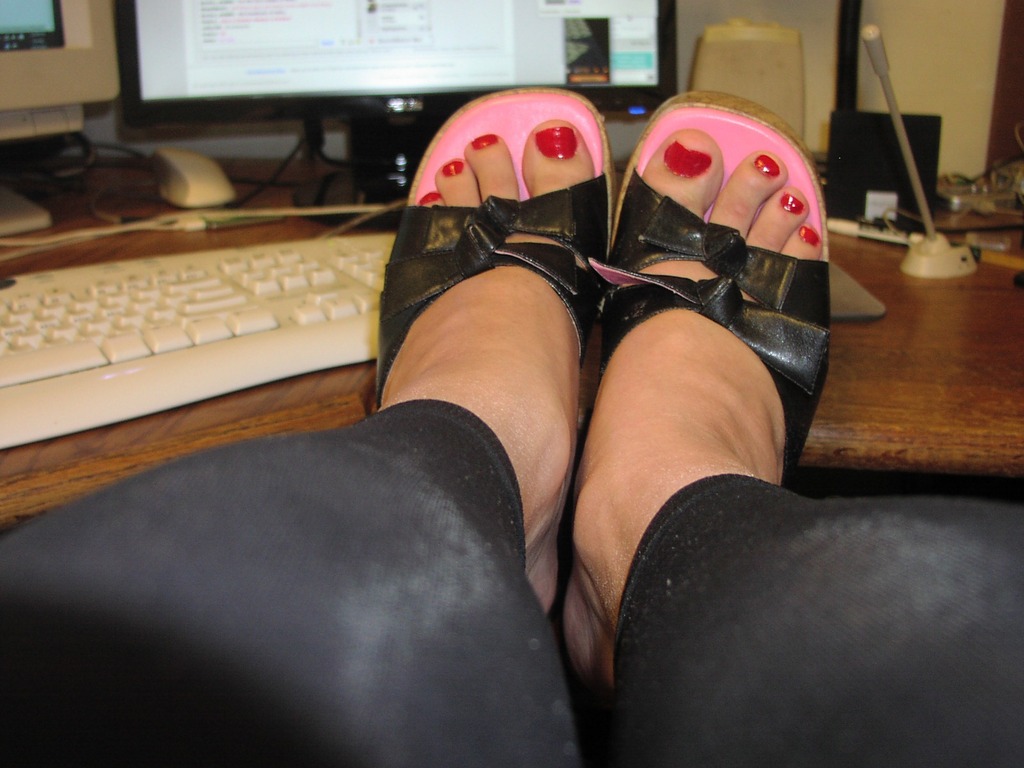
[810,236,1023,476]
[2,163,1023,527]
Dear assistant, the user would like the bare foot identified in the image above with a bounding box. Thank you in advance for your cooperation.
[380,121,597,610]
[564,127,824,696]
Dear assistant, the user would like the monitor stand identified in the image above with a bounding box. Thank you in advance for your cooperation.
[293,115,447,208]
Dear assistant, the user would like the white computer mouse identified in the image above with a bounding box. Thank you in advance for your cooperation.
[152,147,237,208]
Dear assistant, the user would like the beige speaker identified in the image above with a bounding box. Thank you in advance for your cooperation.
[690,19,805,137]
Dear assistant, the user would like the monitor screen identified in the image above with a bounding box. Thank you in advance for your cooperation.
[116,0,676,200]
[118,0,676,126]
[0,0,64,51]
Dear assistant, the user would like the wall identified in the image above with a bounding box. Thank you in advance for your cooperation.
[83,0,1006,177]
[673,0,1005,176]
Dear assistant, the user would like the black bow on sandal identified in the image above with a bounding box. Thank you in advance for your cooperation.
[376,178,608,404]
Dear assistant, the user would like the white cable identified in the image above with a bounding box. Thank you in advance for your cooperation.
[0,202,388,263]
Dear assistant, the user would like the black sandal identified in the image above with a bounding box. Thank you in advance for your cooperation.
[593,92,831,477]
[375,88,613,404]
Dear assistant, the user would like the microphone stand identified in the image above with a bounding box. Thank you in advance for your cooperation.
[861,24,976,277]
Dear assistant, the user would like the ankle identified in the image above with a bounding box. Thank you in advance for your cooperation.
[563,311,786,688]
[592,311,785,482]
[382,266,582,607]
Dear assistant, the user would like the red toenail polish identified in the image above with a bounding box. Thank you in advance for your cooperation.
[664,141,712,177]
[418,191,443,205]
[442,160,465,177]
[472,133,499,150]
[799,225,821,246]
[754,154,781,177]
[780,193,805,214]
[535,126,578,159]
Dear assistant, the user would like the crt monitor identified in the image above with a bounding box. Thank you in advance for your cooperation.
[116,0,677,201]
[0,0,120,233]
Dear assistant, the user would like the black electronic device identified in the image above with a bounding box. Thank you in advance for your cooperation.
[115,1,677,202]
[826,109,941,225]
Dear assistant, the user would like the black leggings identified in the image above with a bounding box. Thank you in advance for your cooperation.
[613,476,1024,767]
[2,401,1022,767]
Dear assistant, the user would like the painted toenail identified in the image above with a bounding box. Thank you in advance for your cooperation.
[535,126,578,159]
[754,154,781,177]
[799,225,821,246]
[442,160,465,177]
[780,193,805,214]
[418,191,443,205]
[664,141,712,177]
[471,133,500,150]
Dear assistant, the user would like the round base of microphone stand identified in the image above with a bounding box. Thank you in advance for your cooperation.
[900,233,977,278]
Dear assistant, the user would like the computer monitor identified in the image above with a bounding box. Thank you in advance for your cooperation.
[116,0,676,201]
[0,0,120,233]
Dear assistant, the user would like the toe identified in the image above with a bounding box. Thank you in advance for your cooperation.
[640,129,724,217]
[708,151,789,235]
[522,120,595,198]
[433,158,482,207]
[464,133,520,201]
[783,222,824,260]
[636,129,723,281]
[746,187,813,256]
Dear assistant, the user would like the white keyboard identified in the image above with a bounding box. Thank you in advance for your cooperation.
[0,232,393,449]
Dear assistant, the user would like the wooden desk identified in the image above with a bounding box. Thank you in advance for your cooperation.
[806,234,1024,477]
[2,165,1023,528]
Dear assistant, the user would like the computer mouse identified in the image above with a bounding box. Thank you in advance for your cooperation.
[152,147,237,208]
[1015,270,1024,288]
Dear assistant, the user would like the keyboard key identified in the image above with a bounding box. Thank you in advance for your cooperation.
[144,325,193,354]
[292,305,326,325]
[280,274,310,292]
[46,325,80,344]
[188,285,235,302]
[0,340,108,387]
[182,294,248,315]
[186,317,232,345]
[250,279,281,297]
[101,333,151,363]
[228,308,278,335]
[309,269,336,287]
[220,256,247,275]
[323,298,359,320]
[163,277,221,296]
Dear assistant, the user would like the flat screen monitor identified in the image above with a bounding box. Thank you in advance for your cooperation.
[116,0,677,201]
[0,0,120,233]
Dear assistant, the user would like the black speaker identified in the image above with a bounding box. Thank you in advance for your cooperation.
[826,110,941,227]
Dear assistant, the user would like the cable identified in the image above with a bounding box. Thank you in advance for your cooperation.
[90,141,149,160]
[0,202,390,265]
[318,199,405,238]
[87,181,164,224]
[302,117,394,169]
[229,136,307,208]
